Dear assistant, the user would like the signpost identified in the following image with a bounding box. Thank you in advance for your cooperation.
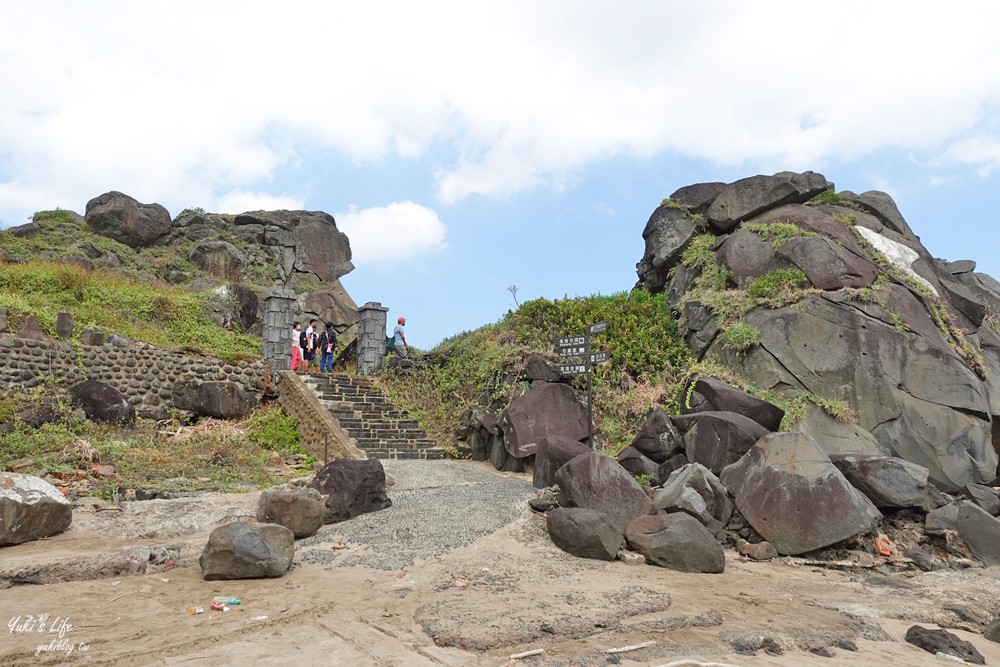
[553,321,611,448]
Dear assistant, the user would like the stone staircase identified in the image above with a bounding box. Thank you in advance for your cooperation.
[304,373,447,460]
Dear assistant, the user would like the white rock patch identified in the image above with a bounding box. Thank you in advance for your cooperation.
[854,226,937,296]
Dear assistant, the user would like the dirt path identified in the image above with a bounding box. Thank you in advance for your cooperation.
[2,461,999,666]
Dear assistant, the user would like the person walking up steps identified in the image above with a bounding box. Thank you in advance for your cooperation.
[318,322,337,374]
[290,321,303,371]
[300,319,317,373]
[393,316,408,358]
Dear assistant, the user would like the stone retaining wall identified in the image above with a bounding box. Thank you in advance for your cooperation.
[0,334,266,420]
[276,370,366,462]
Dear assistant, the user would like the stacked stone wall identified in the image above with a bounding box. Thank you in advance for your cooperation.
[0,334,266,420]
[275,371,366,462]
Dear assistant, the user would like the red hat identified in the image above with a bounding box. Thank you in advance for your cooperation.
[398,317,406,324]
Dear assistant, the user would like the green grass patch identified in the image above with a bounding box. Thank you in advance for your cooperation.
[744,221,817,248]
[720,322,761,352]
[0,260,259,361]
[746,268,809,301]
[808,189,852,206]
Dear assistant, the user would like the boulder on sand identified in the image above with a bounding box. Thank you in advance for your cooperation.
[0,473,73,546]
[498,383,588,458]
[546,507,622,561]
[310,458,392,524]
[555,451,653,532]
[256,486,325,538]
[532,434,592,489]
[624,513,726,573]
[720,432,882,556]
[199,521,294,580]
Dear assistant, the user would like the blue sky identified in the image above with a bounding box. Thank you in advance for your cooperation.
[2,2,1000,348]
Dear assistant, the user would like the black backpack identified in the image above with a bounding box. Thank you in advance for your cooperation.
[299,330,308,349]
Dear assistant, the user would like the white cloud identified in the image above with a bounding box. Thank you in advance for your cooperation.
[212,189,305,215]
[336,202,447,264]
[2,0,1000,225]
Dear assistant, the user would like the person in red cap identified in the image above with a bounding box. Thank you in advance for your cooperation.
[392,316,408,357]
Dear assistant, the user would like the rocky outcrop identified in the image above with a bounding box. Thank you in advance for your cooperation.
[671,411,770,475]
[720,432,881,556]
[0,473,73,546]
[85,191,171,248]
[635,171,1000,492]
[199,522,294,580]
[651,463,733,532]
[189,241,245,281]
[683,375,784,431]
[829,453,942,511]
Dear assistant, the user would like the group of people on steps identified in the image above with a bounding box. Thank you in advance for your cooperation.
[290,315,408,373]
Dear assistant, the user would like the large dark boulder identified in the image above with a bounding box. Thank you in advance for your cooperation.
[310,458,392,524]
[635,204,698,293]
[546,507,622,561]
[684,376,784,431]
[616,446,659,478]
[904,625,985,665]
[199,522,294,580]
[291,211,354,282]
[671,411,769,475]
[69,380,135,426]
[521,353,562,382]
[256,486,325,539]
[624,513,725,573]
[0,473,73,546]
[706,171,832,233]
[841,190,917,240]
[720,432,881,556]
[498,383,588,458]
[630,408,684,463]
[829,453,942,511]
[171,380,257,419]
[651,463,733,531]
[965,483,1000,516]
[668,182,726,214]
[85,191,171,248]
[555,452,653,532]
[203,284,260,332]
[533,435,592,488]
[956,500,1000,566]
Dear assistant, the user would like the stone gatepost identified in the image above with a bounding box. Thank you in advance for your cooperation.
[357,301,389,374]
[263,287,298,371]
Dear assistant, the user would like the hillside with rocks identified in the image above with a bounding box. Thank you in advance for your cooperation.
[0,191,359,336]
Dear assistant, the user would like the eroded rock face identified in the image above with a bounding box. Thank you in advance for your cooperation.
[829,453,941,511]
[555,452,653,532]
[0,473,73,546]
[684,376,784,431]
[189,241,246,281]
[310,458,392,524]
[199,522,294,580]
[635,204,698,294]
[706,171,832,233]
[630,408,684,463]
[672,411,770,475]
[498,383,588,458]
[85,191,171,248]
[956,500,1000,566]
[651,463,733,531]
[546,507,622,561]
[720,432,881,556]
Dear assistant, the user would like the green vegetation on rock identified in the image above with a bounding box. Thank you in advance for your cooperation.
[380,291,690,454]
[744,221,817,248]
[720,321,761,352]
[746,268,809,301]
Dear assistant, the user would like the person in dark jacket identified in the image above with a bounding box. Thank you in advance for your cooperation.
[317,322,337,374]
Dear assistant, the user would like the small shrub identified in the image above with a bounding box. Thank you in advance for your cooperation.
[33,209,79,225]
[808,189,849,205]
[746,269,809,301]
[720,322,761,352]
[744,221,817,248]
[634,473,656,486]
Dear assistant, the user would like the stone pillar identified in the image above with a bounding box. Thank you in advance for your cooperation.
[357,301,389,374]
[55,311,74,338]
[263,287,298,371]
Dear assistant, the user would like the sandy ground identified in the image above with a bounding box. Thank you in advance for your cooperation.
[2,462,1000,666]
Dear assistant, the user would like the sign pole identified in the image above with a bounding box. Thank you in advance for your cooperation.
[587,361,594,448]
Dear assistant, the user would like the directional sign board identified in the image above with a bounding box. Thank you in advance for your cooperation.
[558,344,589,357]
[588,351,610,364]
[587,320,610,335]
[554,336,586,348]
[557,363,588,376]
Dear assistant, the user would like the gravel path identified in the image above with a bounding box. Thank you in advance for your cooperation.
[299,460,536,570]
